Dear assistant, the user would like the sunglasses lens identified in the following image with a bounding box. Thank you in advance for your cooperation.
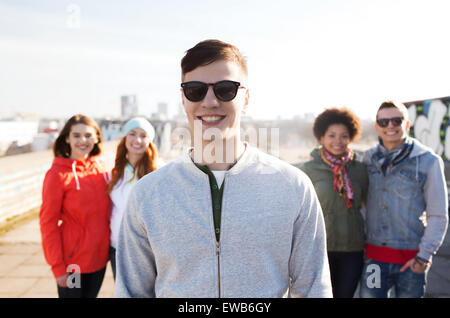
[377,119,389,127]
[214,81,239,101]
[182,82,208,102]
[377,117,403,127]
[181,80,241,102]
[391,117,403,126]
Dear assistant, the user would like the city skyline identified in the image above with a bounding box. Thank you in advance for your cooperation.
[1,0,450,120]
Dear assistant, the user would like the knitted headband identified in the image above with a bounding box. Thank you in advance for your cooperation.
[122,117,155,142]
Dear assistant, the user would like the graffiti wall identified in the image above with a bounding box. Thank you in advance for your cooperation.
[405,96,450,161]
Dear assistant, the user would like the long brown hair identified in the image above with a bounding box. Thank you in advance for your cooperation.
[53,114,103,158]
[107,137,158,193]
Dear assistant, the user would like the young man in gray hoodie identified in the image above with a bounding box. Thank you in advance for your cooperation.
[114,39,332,298]
[360,100,448,298]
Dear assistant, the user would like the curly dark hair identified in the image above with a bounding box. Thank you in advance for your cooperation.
[313,107,361,142]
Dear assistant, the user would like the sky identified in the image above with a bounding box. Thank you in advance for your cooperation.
[1,0,449,120]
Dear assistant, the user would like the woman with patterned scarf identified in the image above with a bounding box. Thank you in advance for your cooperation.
[299,107,368,298]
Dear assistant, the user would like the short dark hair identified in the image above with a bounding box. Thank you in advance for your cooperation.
[181,39,248,79]
[376,100,409,120]
[313,107,361,142]
[53,114,103,158]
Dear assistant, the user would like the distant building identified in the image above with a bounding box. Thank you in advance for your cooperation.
[121,95,138,119]
[174,103,186,121]
[158,102,168,119]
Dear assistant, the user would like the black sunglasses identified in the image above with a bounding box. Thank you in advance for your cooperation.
[181,80,245,102]
[376,117,404,128]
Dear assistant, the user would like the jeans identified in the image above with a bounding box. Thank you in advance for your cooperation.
[359,258,426,298]
[328,251,363,298]
[57,267,106,298]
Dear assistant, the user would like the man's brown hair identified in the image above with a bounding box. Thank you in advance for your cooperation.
[181,39,248,79]
[376,100,409,121]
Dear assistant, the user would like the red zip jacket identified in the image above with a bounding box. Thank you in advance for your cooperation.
[39,156,111,278]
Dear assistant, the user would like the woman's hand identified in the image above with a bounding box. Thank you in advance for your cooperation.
[56,274,69,287]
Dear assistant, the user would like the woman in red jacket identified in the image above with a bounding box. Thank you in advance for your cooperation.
[39,114,111,298]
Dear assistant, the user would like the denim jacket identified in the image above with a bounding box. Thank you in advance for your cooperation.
[364,138,449,262]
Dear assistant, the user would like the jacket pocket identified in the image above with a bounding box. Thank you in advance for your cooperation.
[393,168,425,200]
[68,238,80,260]
[398,168,425,184]
[61,224,83,263]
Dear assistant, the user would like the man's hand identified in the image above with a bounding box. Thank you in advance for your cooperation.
[400,258,427,274]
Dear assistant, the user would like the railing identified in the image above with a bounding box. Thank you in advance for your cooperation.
[0,141,118,224]
[0,164,50,222]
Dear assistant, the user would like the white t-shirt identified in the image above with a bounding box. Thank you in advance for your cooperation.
[109,164,137,248]
[212,170,226,187]
[109,158,165,248]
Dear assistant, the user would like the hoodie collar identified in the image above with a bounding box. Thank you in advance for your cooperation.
[370,136,430,160]
[52,156,98,169]
[52,156,106,190]
[180,142,256,177]
[408,137,433,158]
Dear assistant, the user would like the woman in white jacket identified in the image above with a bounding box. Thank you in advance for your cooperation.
[107,117,163,279]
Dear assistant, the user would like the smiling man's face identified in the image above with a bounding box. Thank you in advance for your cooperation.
[181,59,249,144]
[375,107,411,150]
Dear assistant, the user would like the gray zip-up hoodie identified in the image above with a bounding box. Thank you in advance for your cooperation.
[114,146,332,298]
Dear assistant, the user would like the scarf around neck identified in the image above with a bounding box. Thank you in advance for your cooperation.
[373,137,414,175]
[318,146,354,208]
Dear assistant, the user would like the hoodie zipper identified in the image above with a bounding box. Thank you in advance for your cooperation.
[216,241,221,298]
[214,174,226,299]
[195,163,225,298]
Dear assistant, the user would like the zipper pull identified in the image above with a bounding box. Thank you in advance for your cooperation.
[216,241,220,255]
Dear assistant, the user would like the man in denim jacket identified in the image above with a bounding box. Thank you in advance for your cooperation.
[360,100,448,298]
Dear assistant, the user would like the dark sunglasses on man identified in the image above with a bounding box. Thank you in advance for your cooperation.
[181,80,245,102]
[376,117,404,128]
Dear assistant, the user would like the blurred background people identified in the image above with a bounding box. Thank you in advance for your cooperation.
[40,114,111,298]
[300,107,368,298]
[107,117,163,280]
[359,101,448,298]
